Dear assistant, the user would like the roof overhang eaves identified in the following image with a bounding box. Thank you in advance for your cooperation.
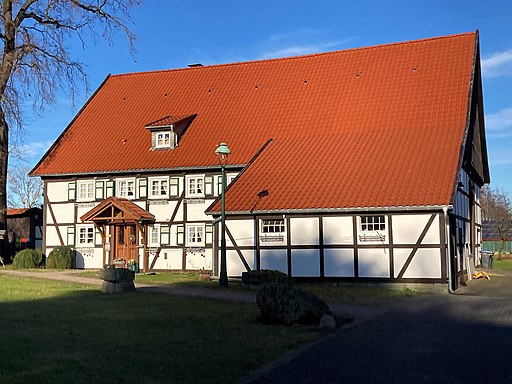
[207,205,453,216]
[33,164,247,178]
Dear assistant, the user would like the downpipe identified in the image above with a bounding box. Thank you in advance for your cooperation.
[443,207,456,294]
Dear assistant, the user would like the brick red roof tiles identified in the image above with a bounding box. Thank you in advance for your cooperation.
[7,208,32,216]
[145,115,194,128]
[32,32,479,211]
[80,197,155,222]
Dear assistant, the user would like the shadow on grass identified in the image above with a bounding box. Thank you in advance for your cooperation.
[0,276,320,384]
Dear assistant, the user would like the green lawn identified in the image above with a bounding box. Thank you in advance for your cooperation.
[0,275,320,384]
[77,269,424,305]
[492,258,512,270]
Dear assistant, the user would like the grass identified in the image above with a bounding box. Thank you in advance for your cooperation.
[0,275,320,384]
[75,270,424,304]
[492,258,512,270]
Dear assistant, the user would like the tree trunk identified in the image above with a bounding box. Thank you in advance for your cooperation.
[0,107,8,260]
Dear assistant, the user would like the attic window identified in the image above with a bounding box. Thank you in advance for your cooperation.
[145,114,197,151]
[155,131,174,149]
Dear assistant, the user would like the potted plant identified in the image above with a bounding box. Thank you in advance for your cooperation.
[127,259,139,273]
[113,257,126,268]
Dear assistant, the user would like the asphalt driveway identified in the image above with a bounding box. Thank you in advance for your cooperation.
[242,271,512,384]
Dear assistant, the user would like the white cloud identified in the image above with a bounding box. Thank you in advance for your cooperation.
[259,38,356,60]
[485,107,512,137]
[12,140,53,160]
[481,49,512,78]
[268,28,327,43]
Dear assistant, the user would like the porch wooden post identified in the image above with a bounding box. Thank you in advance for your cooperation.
[143,223,148,273]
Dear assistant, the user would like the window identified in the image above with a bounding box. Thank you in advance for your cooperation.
[150,178,169,198]
[106,180,115,197]
[359,215,386,242]
[138,178,148,198]
[77,181,94,201]
[117,179,135,198]
[262,219,285,233]
[169,177,180,197]
[187,225,204,246]
[187,176,204,197]
[68,182,76,201]
[155,131,172,148]
[160,225,170,245]
[67,227,75,246]
[78,227,95,245]
[95,181,105,200]
[149,225,159,246]
[360,215,386,232]
[260,219,285,242]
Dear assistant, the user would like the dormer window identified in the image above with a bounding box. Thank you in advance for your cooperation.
[145,114,196,151]
[155,131,173,149]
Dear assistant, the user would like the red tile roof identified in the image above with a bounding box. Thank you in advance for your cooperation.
[32,32,479,211]
[80,197,155,222]
[145,115,195,128]
[7,208,32,216]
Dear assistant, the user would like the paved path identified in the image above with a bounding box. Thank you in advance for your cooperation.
[241,271,512,384]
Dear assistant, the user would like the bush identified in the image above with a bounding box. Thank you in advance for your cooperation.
[46,246,75,269]
[12,249,43,269]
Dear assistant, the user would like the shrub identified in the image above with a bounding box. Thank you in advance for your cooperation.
[12,249,43,269]
[46,246,75,269]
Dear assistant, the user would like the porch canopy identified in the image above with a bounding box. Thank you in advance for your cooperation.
[80,197,155,271]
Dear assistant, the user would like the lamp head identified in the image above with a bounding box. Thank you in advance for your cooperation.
[215,142,231,166]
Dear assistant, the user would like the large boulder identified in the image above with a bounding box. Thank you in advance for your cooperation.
[256,284,331,326]
[242,269,288,287]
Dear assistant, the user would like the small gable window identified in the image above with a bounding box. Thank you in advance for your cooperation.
[146,114,196,151]
[260,219,286,243]
[155,131,174,149]
[358,215,386,242]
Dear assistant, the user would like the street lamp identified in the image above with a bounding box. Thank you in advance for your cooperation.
[215,142,231,287]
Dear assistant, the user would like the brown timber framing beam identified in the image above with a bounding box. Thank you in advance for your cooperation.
[397,214,437,279]
[225,225,251,272]
[47,200,65,246]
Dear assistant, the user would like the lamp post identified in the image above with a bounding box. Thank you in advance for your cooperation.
[215,142,231,287]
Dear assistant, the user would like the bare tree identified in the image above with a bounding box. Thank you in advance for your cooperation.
[481,186,512,258]
[8,163,42,208]
[0,0,139,256]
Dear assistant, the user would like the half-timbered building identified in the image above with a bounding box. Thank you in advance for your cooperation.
[30,31,489,291]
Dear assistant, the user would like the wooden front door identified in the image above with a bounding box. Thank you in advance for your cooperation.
[112,224,138,262]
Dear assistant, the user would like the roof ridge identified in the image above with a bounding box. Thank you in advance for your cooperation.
[111,31,476,79]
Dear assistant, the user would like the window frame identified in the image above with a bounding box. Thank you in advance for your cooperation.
[360,215,386,232]
[186,175,205,198]
[148,224,160,246]
[117,178,136,199]
[155,131,172,149]
[260,219,286,243]
[149,177,170,199]
[186,224,205,247]
[261,219,286,234]
[77,180,95,202]
[77,226,95,246]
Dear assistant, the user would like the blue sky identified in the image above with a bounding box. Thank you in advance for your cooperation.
[20,0,512,198]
